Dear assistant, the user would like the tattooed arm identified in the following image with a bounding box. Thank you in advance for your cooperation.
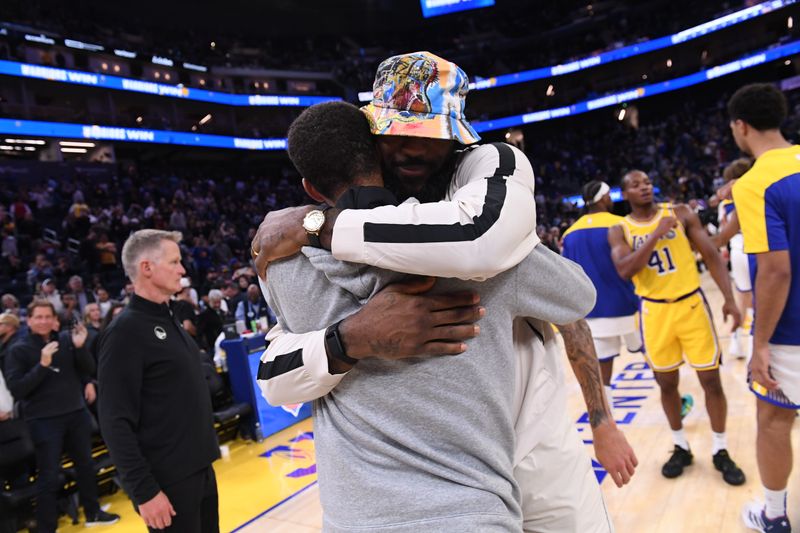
[557,320,638,487]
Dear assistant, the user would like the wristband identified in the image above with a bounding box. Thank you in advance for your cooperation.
[325,319,359,366]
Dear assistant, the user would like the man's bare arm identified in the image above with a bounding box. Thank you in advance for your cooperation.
[750,251,792,390]
[608,220,676,280]
[679,205,741,330]
[558,320,611,428]
[557,320,638,487]
[712,210,740,249]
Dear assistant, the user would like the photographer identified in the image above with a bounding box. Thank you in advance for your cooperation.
[4,300,119,532]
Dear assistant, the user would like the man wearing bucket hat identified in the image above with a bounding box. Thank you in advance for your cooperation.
[253,52,630,532]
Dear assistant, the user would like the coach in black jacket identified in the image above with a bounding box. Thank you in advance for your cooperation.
[98,229,219,533]
[5,300,119,531]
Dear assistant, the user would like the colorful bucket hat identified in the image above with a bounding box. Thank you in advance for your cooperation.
[361,51,480,145]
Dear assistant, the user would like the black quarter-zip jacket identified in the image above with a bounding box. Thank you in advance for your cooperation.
[5,329,94,420]
[97,293,219,506]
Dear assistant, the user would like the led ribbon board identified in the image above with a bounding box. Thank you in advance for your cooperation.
[473,39,800,132]
[0,118,287,150]
[471,0,795,90]
[0,60,340,107]
[357,0,797,100]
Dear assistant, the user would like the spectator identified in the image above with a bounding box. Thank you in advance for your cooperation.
[234,284,275,331]
[68,275,95,312]
[196,289,226,353]
[1,294,23,318]
[172,280,197,338]
[27,254,54,289]
[95,286,113,318]
[95,232,118,274]
[37,279,63,315]
[5,300,119,530]
[0,312,22,371]
[59,292,82,329]
[83,303,103,333]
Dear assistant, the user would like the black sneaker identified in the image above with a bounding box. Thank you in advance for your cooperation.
[662,445,693,478]
[85,509,120,527]
[713,449,746,486]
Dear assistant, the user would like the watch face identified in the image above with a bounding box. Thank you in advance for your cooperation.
[303,210,326,233]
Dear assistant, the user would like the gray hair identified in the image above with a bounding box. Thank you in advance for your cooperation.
[208,289,223,302]
[121,229,182,281]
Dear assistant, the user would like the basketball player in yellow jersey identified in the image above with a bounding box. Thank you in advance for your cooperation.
[608,170,745,485]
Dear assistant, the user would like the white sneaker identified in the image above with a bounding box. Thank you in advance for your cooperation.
[742,500,791,532]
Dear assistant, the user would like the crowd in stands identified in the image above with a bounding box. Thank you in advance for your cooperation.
[3,86,800,325]
[0,161,302,355]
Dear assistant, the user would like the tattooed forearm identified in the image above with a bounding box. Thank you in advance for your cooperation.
[558,319,611,429]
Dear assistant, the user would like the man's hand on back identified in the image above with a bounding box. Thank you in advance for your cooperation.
[340,277,484,360]
[251,205,316,278]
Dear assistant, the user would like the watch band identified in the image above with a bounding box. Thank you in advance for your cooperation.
[305,205,332,249]
[325,319,359,366]
[307,232,322,248]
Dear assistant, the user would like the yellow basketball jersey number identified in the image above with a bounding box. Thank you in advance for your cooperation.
[647,246,678,276]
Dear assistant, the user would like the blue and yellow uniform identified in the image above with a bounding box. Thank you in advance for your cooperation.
[562,212,638,318]
[622,204,719,372]
[733,145,800,347]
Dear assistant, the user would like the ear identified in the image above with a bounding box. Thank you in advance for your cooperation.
[138,258,153,279]
[302,178,329,204]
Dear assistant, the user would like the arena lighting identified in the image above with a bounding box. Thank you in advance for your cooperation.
[59,141,95,147]
[64,39,104,52]
[199,113,212,125]
[114,49,137,58]
[23,146,36,151]
[0,146,13,150]
[24,34,55,45]
[152,55,174,67]
[667,58,673,68]
[790,16,794,28]
[0,60,341,107]
[183,62,208,72]
[420,0,495,18]
[465,0,798,90]
[473,39,800,132]
[4,138,46,145]
[60,147,87,153]
[0,118,288,151]
[617,109,626,121]
[546,84,555,96]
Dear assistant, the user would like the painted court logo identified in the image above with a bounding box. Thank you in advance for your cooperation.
[153,326,167,340]
[281,403,304,417]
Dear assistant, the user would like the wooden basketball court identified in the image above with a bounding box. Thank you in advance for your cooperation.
[59,272,798,533]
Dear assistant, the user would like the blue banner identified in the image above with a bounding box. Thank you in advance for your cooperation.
[469,0,795,90]
[420,0,494,18]
[0,60,341,107]
[0,118,287,150]
[473,40,800,132]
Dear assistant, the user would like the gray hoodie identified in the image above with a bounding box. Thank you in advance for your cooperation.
[264,244,595,532]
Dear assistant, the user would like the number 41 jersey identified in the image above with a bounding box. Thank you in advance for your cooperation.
[620,203,701,301]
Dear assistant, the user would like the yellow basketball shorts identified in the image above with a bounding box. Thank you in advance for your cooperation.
[638,290,720,372]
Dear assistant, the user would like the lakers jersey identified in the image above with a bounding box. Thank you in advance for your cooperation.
[562,212,638,318]
[733,145,800,345]
[621,203,700,300]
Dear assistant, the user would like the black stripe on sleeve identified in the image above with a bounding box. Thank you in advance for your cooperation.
[363,142,516,244]
[257,349,304,380]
